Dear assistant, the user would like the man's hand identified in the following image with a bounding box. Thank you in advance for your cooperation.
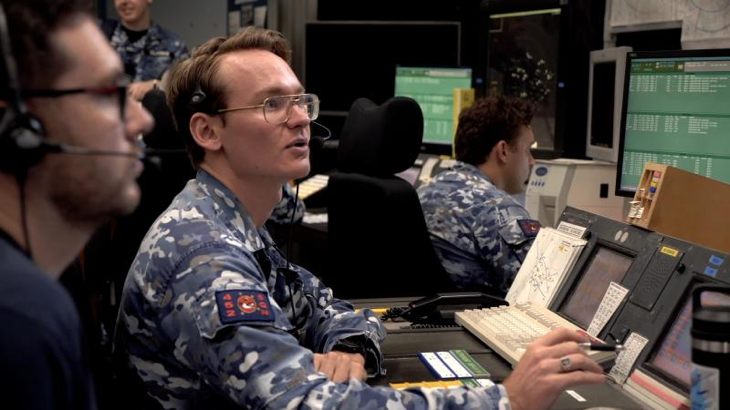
[129,79,157,101]
[502,328,605,410]
[313,351,367,383]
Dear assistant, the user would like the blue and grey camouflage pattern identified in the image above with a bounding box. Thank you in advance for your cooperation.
[109,22,189,81]
[268,183,305,225]
[115,169,512,409]
[418,162,539,296]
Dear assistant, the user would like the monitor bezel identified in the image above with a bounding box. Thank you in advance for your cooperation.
[554,238,637,330]
[585,46,632,163]
[304,21,462,115]
[641,275,721,394]
[615,48,730,197]
[394,65,474,147]
[479,0,570,158]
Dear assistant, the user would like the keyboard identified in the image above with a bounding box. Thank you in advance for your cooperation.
[297,174,329,200]
[455,303,614,367]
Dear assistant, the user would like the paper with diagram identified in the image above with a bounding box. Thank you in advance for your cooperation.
[506,227,587,307]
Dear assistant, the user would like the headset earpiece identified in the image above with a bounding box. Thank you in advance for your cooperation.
[0,110,46,173]
[189,83,206,107]
[0,2,47,174]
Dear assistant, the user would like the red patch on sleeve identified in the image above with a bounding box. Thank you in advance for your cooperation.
[215,290,275,324]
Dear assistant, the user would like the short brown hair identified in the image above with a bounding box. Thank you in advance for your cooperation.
[1,0,92,93]
[454,96,533,167]
[166,27,292,168]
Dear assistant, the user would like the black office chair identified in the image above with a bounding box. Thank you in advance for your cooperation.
[326,97,455,299]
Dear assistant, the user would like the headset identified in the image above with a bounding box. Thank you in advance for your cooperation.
[0,2,49,174]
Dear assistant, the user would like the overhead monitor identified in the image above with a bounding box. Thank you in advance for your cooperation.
[646,285,730,390]
[394,67,473,145]
[305,22,461,114]
[486,7,561,153]
[559,245,634,329]
[586,47,632,163]
[616,49,730,197]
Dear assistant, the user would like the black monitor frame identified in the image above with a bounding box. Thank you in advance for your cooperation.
[615,48,730,197]
[557,242,636,330]
[640,276,715,393]
[550,207,663,339]
[304,21,462,137]
[477,0,600,160]
[601,232,730,399]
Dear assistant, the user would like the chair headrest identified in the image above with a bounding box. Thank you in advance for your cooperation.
[336,97,423,176]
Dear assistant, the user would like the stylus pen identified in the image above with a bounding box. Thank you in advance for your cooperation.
[578,342,626,352]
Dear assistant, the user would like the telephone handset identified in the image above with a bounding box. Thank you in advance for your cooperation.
[401,292,508,323]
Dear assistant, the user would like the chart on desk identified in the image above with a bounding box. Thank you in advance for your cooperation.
[506,227,587,307]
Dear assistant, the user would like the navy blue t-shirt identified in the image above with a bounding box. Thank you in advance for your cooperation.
[0,234,96,410]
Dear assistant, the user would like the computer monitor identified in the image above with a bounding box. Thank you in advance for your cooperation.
[646,285,730,389]
[585,47,632,163]
[559,245,634,329]
[616,49,730,197]
[394,67,473,145]
[305,22,461,114]
[486,7,561,152]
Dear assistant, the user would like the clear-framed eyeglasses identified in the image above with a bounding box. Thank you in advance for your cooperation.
[217,93,320,124]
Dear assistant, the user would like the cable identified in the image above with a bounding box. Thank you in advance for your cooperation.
[277,182,302,336]
[285,182,300,267]
[15,171,32,259]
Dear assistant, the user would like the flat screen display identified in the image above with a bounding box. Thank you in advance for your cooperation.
[305,22,461,113]
[649,289,730,388]
[395,67,473,145]
[560,246,633,329]
[616,50,730,196]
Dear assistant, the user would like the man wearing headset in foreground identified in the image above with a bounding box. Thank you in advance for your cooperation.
[114,27,605,409]
[0,0,154,408]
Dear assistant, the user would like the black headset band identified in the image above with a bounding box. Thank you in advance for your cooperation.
[0,1,48,174]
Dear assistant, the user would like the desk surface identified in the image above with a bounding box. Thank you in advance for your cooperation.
[356,298,647,409]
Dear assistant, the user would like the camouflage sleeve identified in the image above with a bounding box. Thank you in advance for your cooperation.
[296,266,386,376]
[171,246,511,409]
[262,242,386,375]
[475,203,540,295]
[268,184,305,225]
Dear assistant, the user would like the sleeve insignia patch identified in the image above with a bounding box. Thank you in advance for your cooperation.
[215,290,275,324]
[517,219,541,238]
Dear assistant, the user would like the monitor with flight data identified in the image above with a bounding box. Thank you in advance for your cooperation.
[616,49,730,197]
[559,245,634,329]
[647,285,730,389]
[394,66,473,145]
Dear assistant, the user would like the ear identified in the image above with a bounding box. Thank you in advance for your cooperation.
[494,140,510,164]
[190,112,223,152]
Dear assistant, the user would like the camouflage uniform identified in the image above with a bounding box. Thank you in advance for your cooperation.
[418,162,540,296]
[108,22,189,81]
[115,170,512,409]
[268,183,305,225]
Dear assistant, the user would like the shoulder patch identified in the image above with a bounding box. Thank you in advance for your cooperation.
[216,290,275,324]
[517,219,541,238]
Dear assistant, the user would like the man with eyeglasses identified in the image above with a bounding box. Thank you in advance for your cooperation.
[114,27,605,410]
[113,26,384,408]
[0,0,153,408]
